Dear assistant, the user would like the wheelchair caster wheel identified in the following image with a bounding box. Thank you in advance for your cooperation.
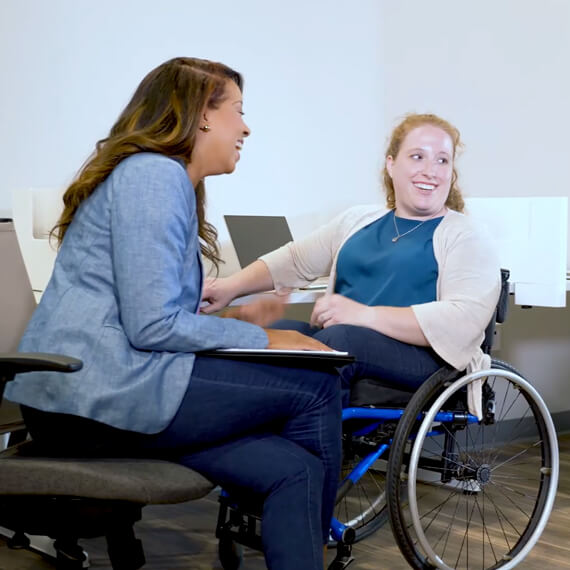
[328,557,354,569]
[328,541,354,569]
[218,537,243,570]
[7,531,30,549]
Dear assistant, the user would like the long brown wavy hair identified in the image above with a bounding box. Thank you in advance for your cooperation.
[52,56,243,270]
[382,113,465,213]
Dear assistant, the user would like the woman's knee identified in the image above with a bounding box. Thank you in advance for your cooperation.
[313,324,360,352]
[269,448,325,494]
[307,370,342,410]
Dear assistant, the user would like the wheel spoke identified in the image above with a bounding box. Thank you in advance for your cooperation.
[473,490,499,565]
[482,487,523,538]
[491,441,542,472]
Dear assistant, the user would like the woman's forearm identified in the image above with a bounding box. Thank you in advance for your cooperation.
[310,294,430,347]
[365,306,429,346]
[229,260,276,296]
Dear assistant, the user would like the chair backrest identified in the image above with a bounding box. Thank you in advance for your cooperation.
[0,220,36,352]
[481,268,510,354]
[0,219,37,434]
[11,187,62,298]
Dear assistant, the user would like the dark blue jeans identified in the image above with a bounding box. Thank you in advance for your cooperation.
[271,320,445,406]
[23,355,342,570]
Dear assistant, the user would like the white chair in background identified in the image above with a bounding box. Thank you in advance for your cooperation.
[11,188,63,301]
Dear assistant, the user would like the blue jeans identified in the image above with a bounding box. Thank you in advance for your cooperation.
[23,355,342,570]
[271,320,445,406]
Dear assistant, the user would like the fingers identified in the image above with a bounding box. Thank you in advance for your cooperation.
[312,312,337,329]
[201,277,217,297]
[200,300,224,314]
[310,298,324,327]
[310,295,333,327]
[310,310,326,328]
[200,277,236,312]
[264,329,334,351]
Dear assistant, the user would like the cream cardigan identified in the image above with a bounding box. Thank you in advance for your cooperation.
[260,205,501,374]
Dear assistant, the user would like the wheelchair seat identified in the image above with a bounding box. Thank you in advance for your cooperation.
[348,268,511,410]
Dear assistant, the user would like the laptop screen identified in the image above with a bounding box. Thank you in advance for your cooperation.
[224,215,294,268]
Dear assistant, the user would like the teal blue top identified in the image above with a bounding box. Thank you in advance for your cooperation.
[334,210,444,307]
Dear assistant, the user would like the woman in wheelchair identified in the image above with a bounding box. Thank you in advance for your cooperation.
[202,113,502,404]
[202,114,560,570]
[5,57,346,570]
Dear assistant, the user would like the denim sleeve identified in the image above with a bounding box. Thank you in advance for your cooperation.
[109,155,268,352]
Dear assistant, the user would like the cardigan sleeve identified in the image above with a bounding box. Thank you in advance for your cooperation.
[411,215,501,371]
[260,205,385,293]
[260,210,348,292]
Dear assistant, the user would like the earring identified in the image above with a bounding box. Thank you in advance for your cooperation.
[199,125,210,132]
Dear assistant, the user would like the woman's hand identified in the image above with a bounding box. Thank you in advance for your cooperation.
[311,294,429,346]
[222,296,288,327]
[201,261,278,314]
[201,277,238,313]
[265,329,333,351]
[310,293,370,329]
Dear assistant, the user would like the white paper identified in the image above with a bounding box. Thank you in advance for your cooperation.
[214,348,350,356]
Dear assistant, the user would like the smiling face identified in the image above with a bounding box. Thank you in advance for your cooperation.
[386,124,454,220]
[187,79,250,186]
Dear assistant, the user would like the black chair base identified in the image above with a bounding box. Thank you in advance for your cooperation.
[0,496,145,570]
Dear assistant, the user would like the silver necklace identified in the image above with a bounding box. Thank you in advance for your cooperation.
[392,211,427,243]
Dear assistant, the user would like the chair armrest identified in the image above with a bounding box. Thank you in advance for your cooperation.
[0,353,83,376]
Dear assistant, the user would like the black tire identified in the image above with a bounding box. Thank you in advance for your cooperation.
[386,366,459,569]
[218,537,243,570]
[387,361,558,569]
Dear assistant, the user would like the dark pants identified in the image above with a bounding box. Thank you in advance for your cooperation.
[271,320,445,406]
[23,356,342,570]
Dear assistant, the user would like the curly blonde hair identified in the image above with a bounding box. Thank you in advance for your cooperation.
[382,113,465,213]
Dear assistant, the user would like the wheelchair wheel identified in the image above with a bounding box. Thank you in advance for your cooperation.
[218,537,243,570]
[333,450,390,542]
[387,360,559,570]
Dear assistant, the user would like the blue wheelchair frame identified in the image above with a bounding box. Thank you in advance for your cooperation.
[329,406,480,544]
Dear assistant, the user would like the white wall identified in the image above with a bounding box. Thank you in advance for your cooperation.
[0,0,384,275]
[381,0,570,261]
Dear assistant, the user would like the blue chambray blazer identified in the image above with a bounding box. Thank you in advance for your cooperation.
[6,153,268,433]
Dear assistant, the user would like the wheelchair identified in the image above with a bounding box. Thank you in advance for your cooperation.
[216,270,560,570]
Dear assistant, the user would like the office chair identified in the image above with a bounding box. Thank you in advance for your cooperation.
[0,218,214,569]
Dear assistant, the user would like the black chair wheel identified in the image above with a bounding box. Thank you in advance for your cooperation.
[54,540,86,570]
[107,536,145,570]
[7,531,30,550]
[218,537,243,570]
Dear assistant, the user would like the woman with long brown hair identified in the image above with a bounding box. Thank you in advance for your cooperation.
[6,57,342,570]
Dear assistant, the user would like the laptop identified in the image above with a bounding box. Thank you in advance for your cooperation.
[224,215,294,268]
[223,215,328,289]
